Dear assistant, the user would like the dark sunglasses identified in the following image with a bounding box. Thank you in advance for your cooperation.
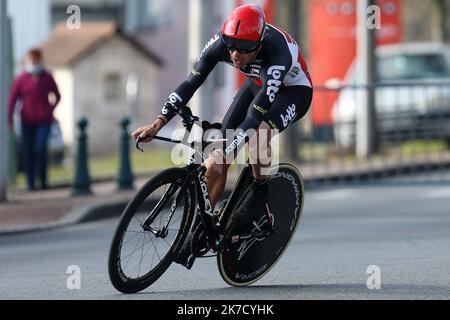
[226,44,260,54]
[222,36,260,54]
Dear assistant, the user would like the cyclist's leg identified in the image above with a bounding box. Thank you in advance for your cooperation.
[231,85,313,226]
[207,164,229,210]
[249,85,312,179]
[206,79,259,209]
[249,121,273,181]
[174,81,258,268]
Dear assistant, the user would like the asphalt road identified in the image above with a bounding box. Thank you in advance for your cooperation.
[1,183,449,300]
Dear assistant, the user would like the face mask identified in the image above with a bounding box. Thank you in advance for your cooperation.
[25,64,43,75]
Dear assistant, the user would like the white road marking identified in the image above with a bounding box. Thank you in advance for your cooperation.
[422,187,450,199]
[309,189,354,201]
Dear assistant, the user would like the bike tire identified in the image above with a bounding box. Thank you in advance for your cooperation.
[217,164,305,287]
[108,167,195,294]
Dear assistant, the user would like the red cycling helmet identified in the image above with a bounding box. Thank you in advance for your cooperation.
[222,5,266,53]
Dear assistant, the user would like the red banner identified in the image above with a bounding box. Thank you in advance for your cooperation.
[309,0,403,126]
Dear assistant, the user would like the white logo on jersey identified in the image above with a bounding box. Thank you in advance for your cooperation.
[281,104,297,128]
[266,65,285,103]
[198,34,220,61]
[288,66,300,78]
[251,67,260,75]
[163,93,183,115]
[225,132,246,156]
[168,92,183,105]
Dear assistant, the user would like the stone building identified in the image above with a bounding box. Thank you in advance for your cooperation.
[41,22,163,155]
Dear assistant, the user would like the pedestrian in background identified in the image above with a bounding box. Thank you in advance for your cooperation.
[8,48,61,191]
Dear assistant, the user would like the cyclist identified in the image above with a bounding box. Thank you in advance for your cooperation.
[132,4,313,269]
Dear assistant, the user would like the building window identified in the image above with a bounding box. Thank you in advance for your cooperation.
[104,72,121,102]
[124,0,173,32]
[146,0,173,28]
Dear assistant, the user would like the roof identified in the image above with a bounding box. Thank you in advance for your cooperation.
[41,22,163,67]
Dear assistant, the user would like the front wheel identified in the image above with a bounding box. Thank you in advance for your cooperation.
[217,164,305,287]
[108,167,195,294]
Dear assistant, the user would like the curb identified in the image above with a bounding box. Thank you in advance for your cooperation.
[0,189,235,236]
[0,201,125,236]
[2,162,448,236]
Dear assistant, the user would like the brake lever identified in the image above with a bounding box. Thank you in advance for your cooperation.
[136,137,144,153]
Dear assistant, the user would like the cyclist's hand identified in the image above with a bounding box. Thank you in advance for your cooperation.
[203,150,227,181]
[131,119,165,143]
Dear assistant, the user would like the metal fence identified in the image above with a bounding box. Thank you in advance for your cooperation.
[36,82,450,188]
[292,81,450,185]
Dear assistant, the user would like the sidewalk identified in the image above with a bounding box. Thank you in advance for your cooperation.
[0,178,148,235]
[0,169,243,236]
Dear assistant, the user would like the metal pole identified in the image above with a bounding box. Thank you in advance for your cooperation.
[187,0,203,146]
[285,0,300,163]
[200,0,214,122]
[0,0,9,202]
[435,0,449,42]
[8,16,16,185]
[356,0,377,158]
[188,0,214,121]
[126,73,140,125]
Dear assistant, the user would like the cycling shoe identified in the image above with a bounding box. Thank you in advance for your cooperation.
[231,181,269,232]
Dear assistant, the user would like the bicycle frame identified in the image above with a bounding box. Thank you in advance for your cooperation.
[191,161,275,252]
[136,106,218,240]
[136,106,275,253]
[183,161,256,252]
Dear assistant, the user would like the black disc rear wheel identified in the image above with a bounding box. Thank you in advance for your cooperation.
[217,164,305,287]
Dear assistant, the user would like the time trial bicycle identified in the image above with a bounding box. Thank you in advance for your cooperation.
[108,106,305,294]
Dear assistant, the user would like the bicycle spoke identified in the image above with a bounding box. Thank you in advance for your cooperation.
[125,225,170,279]
[147,231,163,262]
[124,234,156,278]
[147,231,160,270]
[121,233,154,264]
[137,231,146,277]
[122,232,146,272]
[153,237,162,268]
[170,215,182,226]
[132,214,144,226]
[120,209,185,279]
[121,230,145,247]
[158,234,173,248]
[121,217,181,266]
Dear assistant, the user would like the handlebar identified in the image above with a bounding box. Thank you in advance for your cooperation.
[136,137,145,153]
[136,135,183,153]
[135,105,222,153]
[135,105,197,152]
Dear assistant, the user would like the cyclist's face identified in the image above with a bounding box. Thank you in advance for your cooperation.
[230,48,260,68]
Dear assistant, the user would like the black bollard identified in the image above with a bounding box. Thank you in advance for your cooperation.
[117,117,134,191]
[72,118,92,196]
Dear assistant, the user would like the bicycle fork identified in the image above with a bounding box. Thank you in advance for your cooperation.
[141,178,188,238]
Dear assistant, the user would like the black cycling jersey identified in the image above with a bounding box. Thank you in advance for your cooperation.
[160,24,313,158]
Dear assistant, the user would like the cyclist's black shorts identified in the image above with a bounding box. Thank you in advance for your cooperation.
[221,79,313,135]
